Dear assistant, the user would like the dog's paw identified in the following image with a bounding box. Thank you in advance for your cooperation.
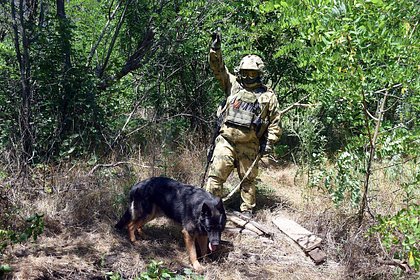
[192,261,204,273]
[137,232,150,240]
[130,240,141,246]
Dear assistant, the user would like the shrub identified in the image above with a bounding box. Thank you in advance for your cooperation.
[369,205,420,272]
[0,213,44,276]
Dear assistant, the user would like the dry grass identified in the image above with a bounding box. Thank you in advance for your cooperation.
[1,155,418,280]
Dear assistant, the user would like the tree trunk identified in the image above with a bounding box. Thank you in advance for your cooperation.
[55,0,73,145]
[56,0,71,70]
[11,0,33,167]
[358,89,388,225]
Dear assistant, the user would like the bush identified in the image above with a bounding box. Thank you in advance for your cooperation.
[369,205,420,272]
[0,213,44,276]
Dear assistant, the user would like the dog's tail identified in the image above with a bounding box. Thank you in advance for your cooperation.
[115,208,131,230]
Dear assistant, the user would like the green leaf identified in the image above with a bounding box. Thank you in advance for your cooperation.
[0,264,12,273]
[370,0,384,5]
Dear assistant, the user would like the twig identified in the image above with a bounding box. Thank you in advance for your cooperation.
[97,0,130,78]
[125,113,209,138]
[371,156,417,172]
[87,161,151,175]
[279,94,312,115]
[376,233,413,273]
[222,153,261,202]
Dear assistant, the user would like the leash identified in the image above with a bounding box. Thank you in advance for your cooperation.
[222,153,262,202]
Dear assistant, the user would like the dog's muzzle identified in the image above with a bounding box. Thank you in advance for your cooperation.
[208,240,220,252]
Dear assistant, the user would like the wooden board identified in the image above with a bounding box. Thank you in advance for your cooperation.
[227,215,264,236]
[272,216,322,252]
[231,211,274,237]
[272,216,327,264]
[307,247,327,264]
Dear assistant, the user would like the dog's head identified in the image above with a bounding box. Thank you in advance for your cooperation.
[200,198,227,252]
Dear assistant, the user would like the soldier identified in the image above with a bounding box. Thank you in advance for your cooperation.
[205,31,282,217]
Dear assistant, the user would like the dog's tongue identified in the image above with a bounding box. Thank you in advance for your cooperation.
[208,243,218,252]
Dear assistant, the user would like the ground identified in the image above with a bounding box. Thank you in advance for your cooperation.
[1,159,414,279]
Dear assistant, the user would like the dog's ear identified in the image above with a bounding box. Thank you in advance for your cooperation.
[201,202,212,217]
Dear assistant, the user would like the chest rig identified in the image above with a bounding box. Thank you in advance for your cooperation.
[224,88,262,129]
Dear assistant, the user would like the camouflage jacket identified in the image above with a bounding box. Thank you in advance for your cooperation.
[209,48,282,145]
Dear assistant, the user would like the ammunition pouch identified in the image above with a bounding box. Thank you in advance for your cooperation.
[224,90,260,129]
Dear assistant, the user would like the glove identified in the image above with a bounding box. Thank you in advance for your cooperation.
[211,29,221,50]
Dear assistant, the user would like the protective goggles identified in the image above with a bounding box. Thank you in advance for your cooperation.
[240,70,260,79]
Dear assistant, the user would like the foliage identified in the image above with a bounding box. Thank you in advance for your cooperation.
[325,151,363,206]
[1,0,417,163]
[0,213,44,276]
[0,1,418,278]
[369,205,420,271]
[265,0,417,152]
[105,260,203,280]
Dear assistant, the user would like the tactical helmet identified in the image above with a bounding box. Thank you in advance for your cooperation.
[239,55,265,72]
[238,55,264,88]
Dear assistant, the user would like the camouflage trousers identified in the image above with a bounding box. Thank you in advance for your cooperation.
[205,135,259,212]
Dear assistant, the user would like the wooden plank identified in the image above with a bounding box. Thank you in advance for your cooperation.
[307,248,327,264]
[224,227,259,237]
[227,215,264,236]
[296,234,323,252]
[272,216,322,252]
[231,211,274,238]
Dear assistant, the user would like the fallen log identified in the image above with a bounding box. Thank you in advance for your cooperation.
[378,259,413,273]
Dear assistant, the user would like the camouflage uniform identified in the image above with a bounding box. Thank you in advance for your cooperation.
[206,47,282,212]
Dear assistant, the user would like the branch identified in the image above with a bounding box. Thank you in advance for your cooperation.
[371,156,417,172]
[376,233,413,273]
[279,94,313,115]
[365,109,379,121]
[97,0,130,78]
[374,83,402,94]
[110,84,149,148]
[86,0,122,67]
[359,89,388,224]
[98,28,155,90]
[87,161,151,175]
[124,113,210,138]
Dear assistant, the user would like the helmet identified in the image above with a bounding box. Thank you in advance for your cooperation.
[239,55,265,72]
[238,55,265,89]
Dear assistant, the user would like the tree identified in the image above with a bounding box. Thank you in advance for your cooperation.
[255,0,419,212]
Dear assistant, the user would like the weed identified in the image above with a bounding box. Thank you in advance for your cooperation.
[369,205,420,272]
[105,261,204,280]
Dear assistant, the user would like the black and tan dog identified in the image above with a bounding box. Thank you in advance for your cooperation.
[115,176,226,271]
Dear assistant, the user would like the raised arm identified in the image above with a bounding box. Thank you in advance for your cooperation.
[209,31,236,97]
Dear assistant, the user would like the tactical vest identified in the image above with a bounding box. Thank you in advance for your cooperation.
[224,89,261,129]
[219,86,269,143]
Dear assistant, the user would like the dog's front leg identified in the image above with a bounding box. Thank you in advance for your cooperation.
[196,235,208,258]
[182,229,203,272]
[127,221,138,243]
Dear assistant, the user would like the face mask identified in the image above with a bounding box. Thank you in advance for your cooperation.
[240,70,261,88]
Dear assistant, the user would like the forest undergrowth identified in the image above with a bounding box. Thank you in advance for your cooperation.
[1,148,418,280]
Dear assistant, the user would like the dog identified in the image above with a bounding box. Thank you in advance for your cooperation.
[115,176,226,271]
